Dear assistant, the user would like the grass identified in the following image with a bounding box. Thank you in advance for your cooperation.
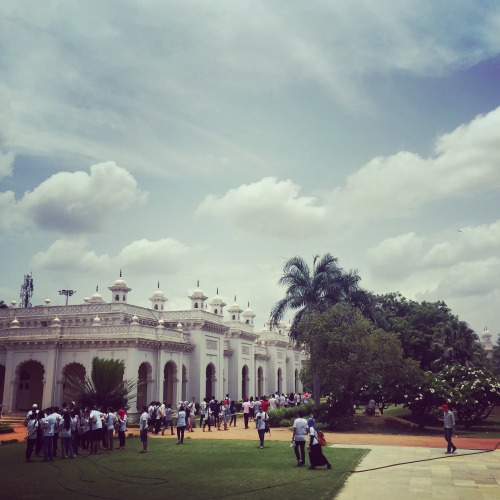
[1,437,367,499]
[353,405,500,438]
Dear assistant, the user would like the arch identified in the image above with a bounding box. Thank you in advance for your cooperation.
[241,365,249,399]
[115,294,120,301]
[294,369,299,394]
[163,361,177,405]
[181,365,187,401]
[137,362,152,411]
[257,366,263,398]
[14,360,45,411]
[205,363,215,400]
[277,367,283,395]
[0,364,5,408]
[62,362,86,405]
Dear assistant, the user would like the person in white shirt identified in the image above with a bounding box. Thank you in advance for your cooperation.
[176,405,187,444]
[269,396,277,411]
[199,398,207,429]
[139,406,149,453]
[25,410,39,462]
[187,397,196,432]
[292,410,308,466]
[89,405,103,454]
[242,397,251,429]
[255,408,268,449]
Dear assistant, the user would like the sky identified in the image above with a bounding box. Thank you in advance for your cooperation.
[1,1,500,341]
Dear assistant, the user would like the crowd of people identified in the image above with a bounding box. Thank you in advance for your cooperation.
[23,402,128,462]
[22,390,325,469]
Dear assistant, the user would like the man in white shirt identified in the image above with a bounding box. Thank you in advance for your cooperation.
[187,397,196,432]
[139,406,149,453]
[292,410,308,466]
[89,405,103,454]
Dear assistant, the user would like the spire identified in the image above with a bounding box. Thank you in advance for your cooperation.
[96,285,99,292]
[119,269,122,278]
[197,280,200,287]
[158,281,160,289]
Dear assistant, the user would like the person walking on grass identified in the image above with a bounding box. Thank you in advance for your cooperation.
[255,407,268,449]
[176,405,187,444]
[442,404,457,454]
[307,417,331,470]
[139,406,149,453]
[292,410,308,467]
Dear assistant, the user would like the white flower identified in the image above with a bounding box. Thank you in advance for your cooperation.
[430,389,435,393]
[404,395,408,398]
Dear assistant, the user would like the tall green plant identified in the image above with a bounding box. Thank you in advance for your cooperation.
[66,357,136,410]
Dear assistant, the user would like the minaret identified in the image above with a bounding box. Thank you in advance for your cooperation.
[227,296,243,322]
[242,302,256,326]
[149,281,168,311]
[189,281,208,310]
[108,270,132,303]
[209,288,226,316]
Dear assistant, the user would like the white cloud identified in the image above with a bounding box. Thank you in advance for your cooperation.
[366,232,424,280]
[196,177,326,239]
[328,107,500,229]
[9,162,146,235]
[31,238,111,273]
[0,152,15,180]
[117,238,191,274]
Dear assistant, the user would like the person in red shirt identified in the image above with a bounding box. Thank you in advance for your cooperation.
[260,396,270,413]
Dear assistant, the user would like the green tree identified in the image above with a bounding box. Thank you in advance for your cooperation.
[0,300,8,309]
[374,293,460,370]
[66,357,136,410]
[270,254,371,408]
[296,303,412,425]
[431,320,482,370]
[492,336,500,376]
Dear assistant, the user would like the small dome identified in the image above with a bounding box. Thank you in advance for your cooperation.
[113,278,127,287]
[157,318,165,327]
[11,317,19,328]
[52,316,61,326]
[191,287,204,298]
[83,297,90,303]
[93,315,101,325]
[10,300,17,307]
[44,298,51,306]
[177,322,183,331]
[153,290,165,298]
[131,315,139,324]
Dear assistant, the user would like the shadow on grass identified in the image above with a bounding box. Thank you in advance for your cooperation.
[1,437,367,499]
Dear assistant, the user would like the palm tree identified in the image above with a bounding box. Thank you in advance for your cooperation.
[66,357,136,410]
[431,320,481,370]
[270,253,370,407]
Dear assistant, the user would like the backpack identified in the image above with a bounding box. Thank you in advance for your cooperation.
[317,430,327,446]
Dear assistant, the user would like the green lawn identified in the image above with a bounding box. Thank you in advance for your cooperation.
[1,438,367,499]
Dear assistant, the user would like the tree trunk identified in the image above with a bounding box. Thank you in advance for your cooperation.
[312,366,321,409]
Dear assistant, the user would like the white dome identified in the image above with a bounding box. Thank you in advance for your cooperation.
[191,287,204,298]
[153,290,165,298]
[113,278,127,287]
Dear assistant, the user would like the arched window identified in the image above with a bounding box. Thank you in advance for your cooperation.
[115,294,120,301]
[154,304,158,310]
[214,309,218,314]
[194,303,199,309]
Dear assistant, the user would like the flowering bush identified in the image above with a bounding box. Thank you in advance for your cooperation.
[401,371,450,429]
[439,365,500,428]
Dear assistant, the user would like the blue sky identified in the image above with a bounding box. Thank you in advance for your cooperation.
[1,1,500,340]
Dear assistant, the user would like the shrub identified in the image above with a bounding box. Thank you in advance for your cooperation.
[0,426,14,434]
[313,392,355,431]
[267,403,314,427]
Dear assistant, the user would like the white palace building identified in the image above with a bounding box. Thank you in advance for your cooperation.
[0,276,303,412]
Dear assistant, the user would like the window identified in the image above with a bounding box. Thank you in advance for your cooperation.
[115,294,120,301]
[154,304,158,310]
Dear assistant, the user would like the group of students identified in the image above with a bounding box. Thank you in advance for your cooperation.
[24,403,129,462]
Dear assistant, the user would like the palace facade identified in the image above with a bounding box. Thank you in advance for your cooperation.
[0,276,303,412]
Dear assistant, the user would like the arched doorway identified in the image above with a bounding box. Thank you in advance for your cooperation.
[0,365,5,408]
[241,365,249,399]
[163,361,177,405]
[62,363,86,405]
[15,360,45,411]
[181,365,187,402]
[205,363,215,400]
[277,367,283,394]
[294,369,299,394]
[257,366,263,398]
[137,362,152,411]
